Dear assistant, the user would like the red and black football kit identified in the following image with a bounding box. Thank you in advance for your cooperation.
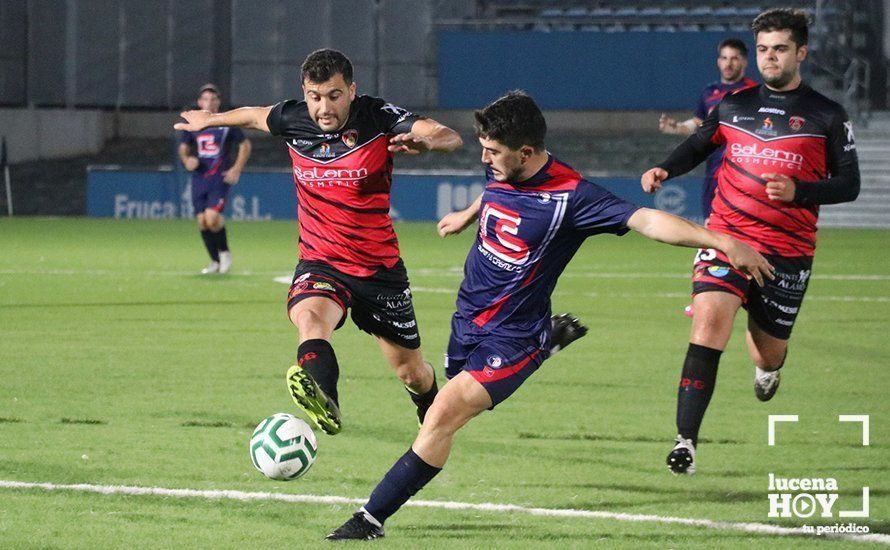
[267,95,424,348]
[658,84,860,339]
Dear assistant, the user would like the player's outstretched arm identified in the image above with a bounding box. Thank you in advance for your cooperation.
[626,208,775,287]
[174,106,273,133]
[437,195,482,238]
[658,113,701,135]
[643,108,721,193]
[389,118,463,155]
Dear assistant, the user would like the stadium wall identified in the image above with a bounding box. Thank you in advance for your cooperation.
[437,30,757,109]
[86,168,706,224]
[0,108,110,163]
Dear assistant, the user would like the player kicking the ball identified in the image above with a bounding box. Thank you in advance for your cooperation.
[326,91,773,540]
[175,50,586,436]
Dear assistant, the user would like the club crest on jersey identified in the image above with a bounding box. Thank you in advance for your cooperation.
[756,117,778,137]
[486,355,503,368]
[342,129,358,148]
[313,142,336,158]
[789,116,806,131]
[479,203,530,268]
[537,192,551,204]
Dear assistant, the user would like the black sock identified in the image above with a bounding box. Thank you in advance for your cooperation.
[676,343,722,447]
[200,229,219,262]
[406,368,438,424]
[363,448,442,525]
[406,367,437,404]
[297,339,340,406]
[214,226,229,252]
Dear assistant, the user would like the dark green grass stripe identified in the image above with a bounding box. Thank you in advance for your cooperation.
[60,418,106,425]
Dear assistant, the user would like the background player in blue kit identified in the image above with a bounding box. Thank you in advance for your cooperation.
[326,91,775,540]
[658,38,756,220]
[177,84,252,274]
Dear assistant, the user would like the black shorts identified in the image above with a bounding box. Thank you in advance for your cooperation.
[692,249,813,340]
[286,259,421,350]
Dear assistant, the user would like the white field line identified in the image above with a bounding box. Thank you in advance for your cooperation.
[0,480,886,545]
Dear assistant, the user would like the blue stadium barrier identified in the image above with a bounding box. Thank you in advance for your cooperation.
[86,168,705,224]
[437,30,756,109]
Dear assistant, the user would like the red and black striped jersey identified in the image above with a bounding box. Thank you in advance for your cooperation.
[267,95,421,276]
[659,84,860,257]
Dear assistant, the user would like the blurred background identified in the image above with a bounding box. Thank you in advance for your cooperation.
[0,0,887,226]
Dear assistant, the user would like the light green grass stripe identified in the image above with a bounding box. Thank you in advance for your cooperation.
[1,480,886,545]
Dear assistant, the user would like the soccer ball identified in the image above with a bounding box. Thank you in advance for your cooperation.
[249,413,318,480]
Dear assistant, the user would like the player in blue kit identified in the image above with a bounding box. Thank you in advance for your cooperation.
[177,84,252,274]
[327,91,774,540]
[658,38,756,220]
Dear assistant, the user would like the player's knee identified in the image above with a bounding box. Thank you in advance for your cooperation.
[394,359,428,388]
[291,308,326,337]
[422,396,466,436]
[692,302,734,334]
[204,210,221,228]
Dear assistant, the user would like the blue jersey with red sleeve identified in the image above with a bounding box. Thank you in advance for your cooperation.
[455,156,639,338]
[694,78,758,183]
[179,127,245,179]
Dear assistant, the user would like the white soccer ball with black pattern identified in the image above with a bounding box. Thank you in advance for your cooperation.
[249,413,318,480]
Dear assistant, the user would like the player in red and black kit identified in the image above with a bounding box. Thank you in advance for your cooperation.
[642,8,860,475]
[175,49,463,435]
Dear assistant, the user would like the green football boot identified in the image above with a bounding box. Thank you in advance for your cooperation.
[286,365,342,435]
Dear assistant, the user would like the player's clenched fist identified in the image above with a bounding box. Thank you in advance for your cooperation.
[437,211,469,238]
[641,167,669,193]
[174,110,214,132]
[762,172,796,202]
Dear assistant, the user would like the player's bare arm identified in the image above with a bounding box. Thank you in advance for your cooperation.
[659,113,702,135]
[177,142,199,171]
[437,195,482,238]
[224,139,252,185]
[174,106,273,133]
[388,118,463,155]
[626,208,775,286]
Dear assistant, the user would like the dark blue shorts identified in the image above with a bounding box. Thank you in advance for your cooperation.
[445,313,549,408]
[192,176,230,214]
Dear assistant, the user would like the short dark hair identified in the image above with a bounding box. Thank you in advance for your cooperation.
[751,8,810,47]
[198,83,220,97]
[474,91,546,151]
[301,49,353,84]
[718,38,748,56]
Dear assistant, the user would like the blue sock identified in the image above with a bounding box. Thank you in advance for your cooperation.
[363,448,442,525]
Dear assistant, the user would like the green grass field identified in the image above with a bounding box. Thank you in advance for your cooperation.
[1,218,888,548]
